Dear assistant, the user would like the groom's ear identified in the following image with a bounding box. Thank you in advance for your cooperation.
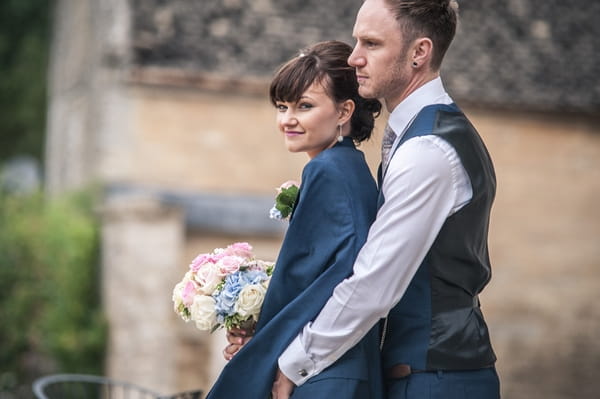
[338,99,356,125]
[411,37,434,69]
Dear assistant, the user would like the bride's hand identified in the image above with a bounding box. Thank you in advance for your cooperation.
[272,368,295,399]
[222,327,252,361]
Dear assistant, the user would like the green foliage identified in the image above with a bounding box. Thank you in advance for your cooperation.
[0,0,52,162]
[274,185,299,219]
[222,317,256,335]
[0,189,106,396]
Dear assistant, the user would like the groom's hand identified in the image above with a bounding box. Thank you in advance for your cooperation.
[272,368,295,399]
[223,328,252,361]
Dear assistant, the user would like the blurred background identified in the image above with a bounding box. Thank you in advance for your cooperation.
[1,0,598,398]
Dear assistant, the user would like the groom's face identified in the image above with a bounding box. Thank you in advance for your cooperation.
[348,0,413,111]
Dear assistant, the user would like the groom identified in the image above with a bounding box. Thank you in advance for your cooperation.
[271,0,501,398]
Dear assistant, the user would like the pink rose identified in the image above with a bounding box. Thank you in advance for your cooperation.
[217,255,245,275]
[225,242,254,258]
[181,280,198,306]
[190,253,216,272]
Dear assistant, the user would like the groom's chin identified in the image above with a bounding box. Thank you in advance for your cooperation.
[357,85,376,100]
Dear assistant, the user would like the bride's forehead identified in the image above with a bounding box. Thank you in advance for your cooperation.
[277,81,332,104]
[302,81,329,96]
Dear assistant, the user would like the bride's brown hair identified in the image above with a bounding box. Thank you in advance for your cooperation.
[269,40,381,143]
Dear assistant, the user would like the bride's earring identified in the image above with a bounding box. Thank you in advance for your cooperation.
[337,125,344,142]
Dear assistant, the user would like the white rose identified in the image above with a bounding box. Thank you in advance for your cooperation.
[172,280,185,306]
[261,276,271,290]
[234,284,266,320]
[193,263,222,295]
[190,295,218,331]
[172,272,194,319]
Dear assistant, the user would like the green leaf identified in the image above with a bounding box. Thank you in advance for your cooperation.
[274,185,299,219]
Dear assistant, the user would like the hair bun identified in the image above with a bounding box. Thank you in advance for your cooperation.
[435,0,458,9]
[349,96,382,143]
[363,98,382,115]
[355,96,382,116]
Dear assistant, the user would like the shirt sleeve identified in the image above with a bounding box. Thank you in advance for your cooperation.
[278,136,469,385]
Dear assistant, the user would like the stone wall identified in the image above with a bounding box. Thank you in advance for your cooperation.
[46,0,133,195]
[471,109,600,398]
[101,194,184,394]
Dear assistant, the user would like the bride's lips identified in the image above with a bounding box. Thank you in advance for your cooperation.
[285,131,304,137]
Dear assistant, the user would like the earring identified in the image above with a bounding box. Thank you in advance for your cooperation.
[337,125,344,142]
[412,61,418,67]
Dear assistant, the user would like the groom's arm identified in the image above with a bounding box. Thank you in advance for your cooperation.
[278,138,461,385]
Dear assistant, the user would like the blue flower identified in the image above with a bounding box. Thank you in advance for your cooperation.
[214,273,243,316]
[239,269,268,285]
[269,206,283,220]
[213,269,268,319]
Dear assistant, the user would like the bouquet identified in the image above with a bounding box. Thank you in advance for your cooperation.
[269,180,300,221]
[172,242,274,333]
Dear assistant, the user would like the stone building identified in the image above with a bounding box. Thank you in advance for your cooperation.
[46,0,600,398]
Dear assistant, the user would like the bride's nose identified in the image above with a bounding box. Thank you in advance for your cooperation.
[280,110,298,127]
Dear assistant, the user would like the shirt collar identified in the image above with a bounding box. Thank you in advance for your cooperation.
[387,77,453,139]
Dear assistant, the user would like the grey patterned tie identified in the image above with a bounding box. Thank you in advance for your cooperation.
[381,123,397,171]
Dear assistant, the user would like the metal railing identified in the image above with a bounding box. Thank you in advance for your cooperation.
[32,374,203,399]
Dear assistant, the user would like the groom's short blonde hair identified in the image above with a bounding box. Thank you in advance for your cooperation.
[383,0,459,70]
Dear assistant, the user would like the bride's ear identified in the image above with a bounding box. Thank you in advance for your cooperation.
[338,99,355,125]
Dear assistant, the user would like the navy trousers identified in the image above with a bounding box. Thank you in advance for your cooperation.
[386,368,500,399]
[291,377,369,399]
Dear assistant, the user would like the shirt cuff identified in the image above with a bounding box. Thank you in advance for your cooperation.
[278,335,317,386]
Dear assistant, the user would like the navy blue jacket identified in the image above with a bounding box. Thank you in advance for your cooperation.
[206,137,383,398]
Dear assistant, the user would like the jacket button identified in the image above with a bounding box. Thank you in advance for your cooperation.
[298,369,308,377]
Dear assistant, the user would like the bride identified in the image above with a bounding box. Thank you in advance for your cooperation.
[206,40,384,399]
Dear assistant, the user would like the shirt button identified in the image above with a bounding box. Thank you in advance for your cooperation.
[298,369,308,377]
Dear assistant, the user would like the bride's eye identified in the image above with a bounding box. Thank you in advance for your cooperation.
[299,102,314,110]
[276,104,288,112]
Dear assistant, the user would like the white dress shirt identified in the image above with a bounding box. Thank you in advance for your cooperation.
[278,77,473,385]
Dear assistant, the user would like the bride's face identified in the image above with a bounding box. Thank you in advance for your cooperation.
[275,82,342,159]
